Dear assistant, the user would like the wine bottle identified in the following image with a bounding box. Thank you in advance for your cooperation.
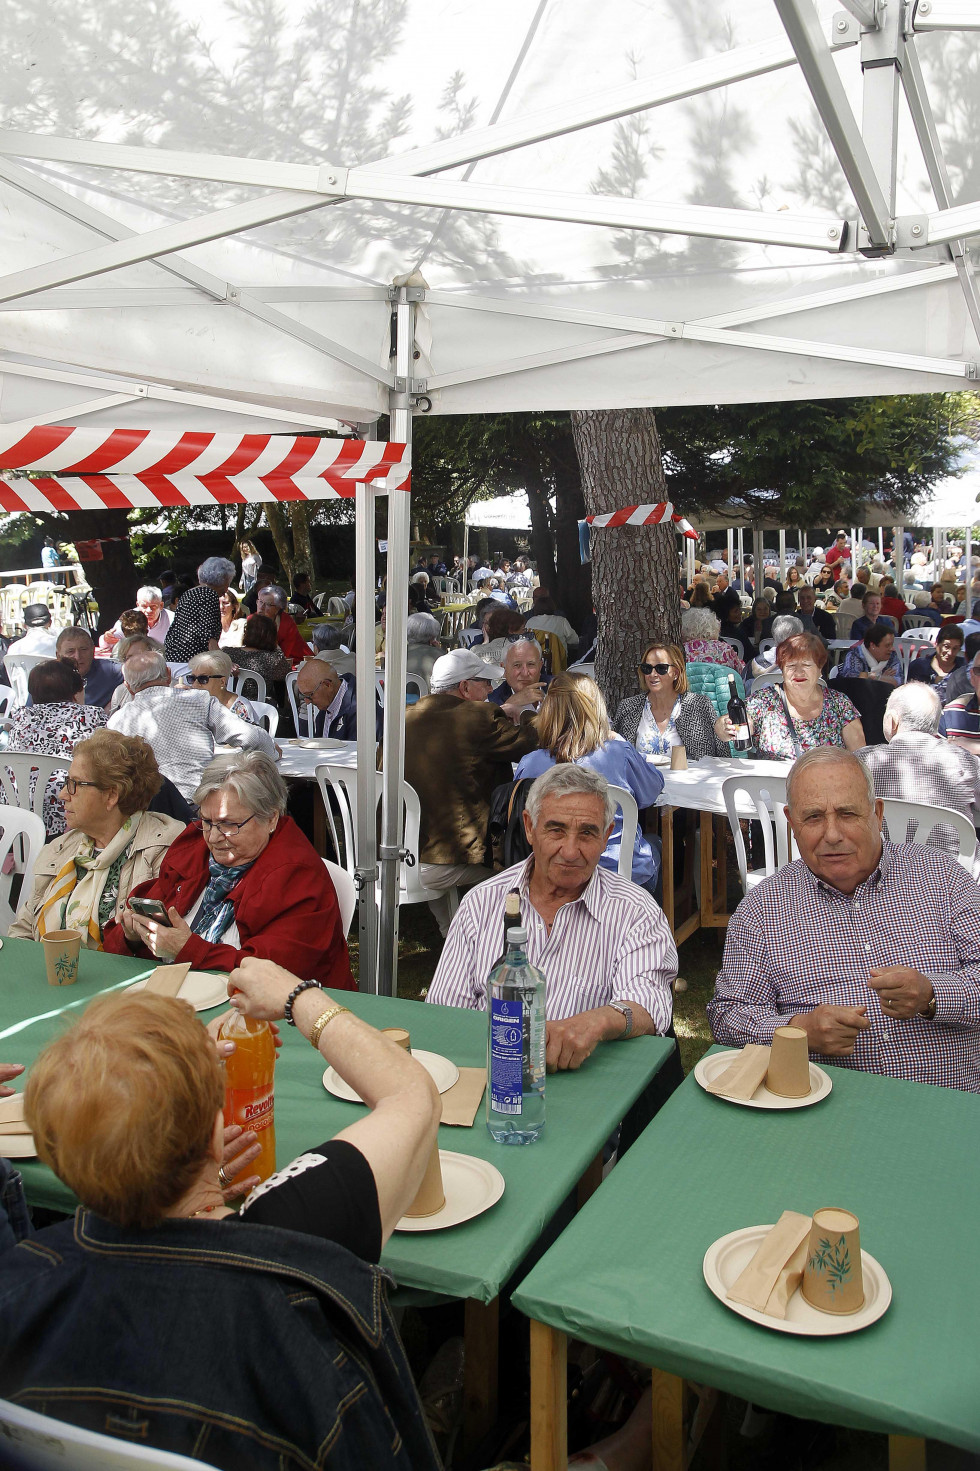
[726,675,752,753]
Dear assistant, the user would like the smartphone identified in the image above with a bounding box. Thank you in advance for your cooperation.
[128,897,173,927]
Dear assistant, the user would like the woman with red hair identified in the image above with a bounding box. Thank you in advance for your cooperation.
[715,632,866,759]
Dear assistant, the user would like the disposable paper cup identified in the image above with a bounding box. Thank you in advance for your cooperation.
[801,1208,864,1315]
[404,1138,445,1218]
[765,1025,811,1098]
[669,746,688,771]
[42,929,82,987]
[382,1027,412,1051]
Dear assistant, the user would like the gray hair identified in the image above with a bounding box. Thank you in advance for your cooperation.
[786,747,875,813]
[884,682,942,736]
[406,611,441,645]
[681,606,721,641]
[504,637,542,666]
[525,763,616,830]
[197,557,236,591]
[136,585,163,603]
[772,615,804,644]
[410,571,430,586]
[193,750,287,819]
[123,648,170,692]
[259,584,288,611]
[312,623,344,652]
[188,649,233,679]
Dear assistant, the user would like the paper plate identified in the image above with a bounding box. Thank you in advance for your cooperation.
[703,1224,891,1336]
[395,1151,505,1232]
[127,971,229,1012]
[323,1049,459,1102]
[296,737,346,749]
[0,1134,37,1159]
[694,1050,832,1110]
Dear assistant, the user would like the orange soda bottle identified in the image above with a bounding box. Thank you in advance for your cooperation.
[219,1010,277,1186]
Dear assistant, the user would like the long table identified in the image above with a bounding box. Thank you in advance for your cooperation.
[0,937,675,1453]
[513,1048,980,1470]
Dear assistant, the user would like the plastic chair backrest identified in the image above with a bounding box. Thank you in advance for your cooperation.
[249,700,279,736]
[313,764,434,905]
[879,798,977,870]
[0,753,70,822]
[901,624,939,641]
[722,774,795,894]
[0,685,14,717]
[0,804,46,933]
[902,613,935,630]
[327,596,348,617]
[748,669,784,692]
[3,652,46,706]
[757,638,775,655]
[323,857,357,932]
[0,1397,221,1470]
[285,669,304,735]
[607,784,638,881]
[230,668,267,703]
[719,636,745,655]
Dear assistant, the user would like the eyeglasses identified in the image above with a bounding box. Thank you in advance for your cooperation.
[639,662,673,676]
[62,777,103,796]
[201,815,255,838]
[183,673,221,685]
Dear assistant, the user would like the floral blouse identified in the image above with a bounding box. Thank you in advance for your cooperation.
[746,684,859,760]
[5,702,108,836]
[684,638,744,675]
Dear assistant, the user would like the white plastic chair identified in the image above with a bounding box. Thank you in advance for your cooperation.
[757,637,776,657]
[3,651,47,707]
[0,585,28,635]
[0,752,70,825]
[0,1397,220,1471]
[747,669,783,693]
[230,668,267,703]
[374,672,428,711]
[879,799,977,871]
[719,635,746,657]
[0,805,46,934]
[722,773,795,896]
[901,624,940,642]
[249,699,279,736]
[0,684,14,717]
[323,856,357,932]
[326,596,348,617]
[314,763,458,917]
[901,614,936,631]
[608,784,638,881]
[285,669,303,734]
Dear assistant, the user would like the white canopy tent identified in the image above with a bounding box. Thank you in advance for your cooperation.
[1,0,979,991]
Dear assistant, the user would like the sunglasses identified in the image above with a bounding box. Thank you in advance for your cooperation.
[639,662,673,676]
[183,673,221,685]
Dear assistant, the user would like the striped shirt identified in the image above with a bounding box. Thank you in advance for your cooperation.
[426,858,676,1031]
[708,842,980,1091]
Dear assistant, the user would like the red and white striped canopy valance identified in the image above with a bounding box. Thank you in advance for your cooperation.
[0,427,410,504]
[0,473,397,514]
[585,502,698,539]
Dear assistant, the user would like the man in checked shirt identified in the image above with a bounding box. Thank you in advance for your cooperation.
[709,746,980,1090]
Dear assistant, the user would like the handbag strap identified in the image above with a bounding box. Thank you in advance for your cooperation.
[777,687,804,758]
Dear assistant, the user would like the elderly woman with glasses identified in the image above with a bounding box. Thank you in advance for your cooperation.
[182,650,256,722]
[9,730,185,945]
[104,750,354,989]
[613,640,728,761]
[715,632,866,759]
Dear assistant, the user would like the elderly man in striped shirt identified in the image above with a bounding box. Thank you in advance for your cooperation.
[709,747,980,1090]
[427,764,676,1071]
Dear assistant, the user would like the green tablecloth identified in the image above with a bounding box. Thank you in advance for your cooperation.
[513,1047,980,1452]
[0,938,674,1304]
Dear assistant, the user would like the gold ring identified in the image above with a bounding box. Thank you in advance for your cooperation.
[218,1166,230,1186]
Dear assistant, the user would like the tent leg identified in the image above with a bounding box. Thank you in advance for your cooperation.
[378,290,417,998]
[752,521,764,597]
[802,528,807,566]
[737,528,745,588]
[726,529,733,571]
[878,527,884,561]
[354,479,380,994]
[893,525,904,580]
[778,529,786,586]
[966,524,973,605]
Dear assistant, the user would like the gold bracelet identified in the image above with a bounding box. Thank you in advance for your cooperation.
[309,1005,351,1050]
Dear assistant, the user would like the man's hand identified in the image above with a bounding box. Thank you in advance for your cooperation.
[500,685,543,723]
[0,1064,24,1099]
[868,966,934,1020]
[546,1008,623,1071]
[790,1005,871,1055]
[227,957,303,1020]
[128,906,193,960]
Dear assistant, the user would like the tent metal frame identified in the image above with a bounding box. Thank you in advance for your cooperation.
[2,0,979,991]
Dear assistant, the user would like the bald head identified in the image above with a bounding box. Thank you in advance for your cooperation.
[296,657,343,711]
[123,649,171,694]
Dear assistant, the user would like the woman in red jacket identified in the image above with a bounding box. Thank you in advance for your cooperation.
[104,751,354,990]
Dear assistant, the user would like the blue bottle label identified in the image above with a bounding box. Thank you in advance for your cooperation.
[490,998,523,1115]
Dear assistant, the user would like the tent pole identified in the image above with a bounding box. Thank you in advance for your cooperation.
[726,528,733,570]
[966,523,973,607]
[893,525,904,583]
[353,477,380,994]
[462,520,469,588]
[752,520,764,597]
[778,529,786,586]
[378,289,417,997]
[878,526,884,561]
[802,528,807,566]
[850,525,857,578]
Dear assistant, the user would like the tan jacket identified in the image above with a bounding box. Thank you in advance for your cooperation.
[9,811,187,940]
[403,693,538,866]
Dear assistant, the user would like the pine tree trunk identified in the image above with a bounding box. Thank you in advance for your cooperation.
[263,504,295,586]
[289,503,316,583]
[571,408,680,713]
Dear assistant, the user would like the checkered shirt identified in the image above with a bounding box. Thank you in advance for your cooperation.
[857,732,980,844]
[708,842,980,1091]
[108,686,275,800]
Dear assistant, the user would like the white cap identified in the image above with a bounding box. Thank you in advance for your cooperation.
[430,647,505,690]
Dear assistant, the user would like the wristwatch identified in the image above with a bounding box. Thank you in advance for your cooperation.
[284,978,323,1026]
[920,993,937,1020]
[608,1001,633,1038]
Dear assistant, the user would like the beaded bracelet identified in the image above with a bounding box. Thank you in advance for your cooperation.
[283,978,322,1027]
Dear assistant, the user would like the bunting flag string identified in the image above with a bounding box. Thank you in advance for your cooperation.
[585,502,698,539]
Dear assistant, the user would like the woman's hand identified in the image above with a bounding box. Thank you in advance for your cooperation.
[226,957,303,1020]
[714,714,736,739]
[206,1012,283,1055]
[0,1063,24,1098]
[120,906,141,943]
[128,906,193,960]
[219,1124,262,1201]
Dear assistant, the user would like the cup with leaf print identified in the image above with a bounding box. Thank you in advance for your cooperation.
[801,1207,864,1314]
[42,929,82,987]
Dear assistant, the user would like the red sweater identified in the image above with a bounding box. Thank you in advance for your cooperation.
[104,816,354,990]
[276,610,312,663]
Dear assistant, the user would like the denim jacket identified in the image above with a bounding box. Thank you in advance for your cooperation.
[0,1158,31,1256]
[0,1209,441,1471]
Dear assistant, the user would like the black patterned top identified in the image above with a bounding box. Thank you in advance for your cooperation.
[165,585,222,662]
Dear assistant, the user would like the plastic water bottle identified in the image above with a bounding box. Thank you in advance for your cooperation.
[486,926,546,1145]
